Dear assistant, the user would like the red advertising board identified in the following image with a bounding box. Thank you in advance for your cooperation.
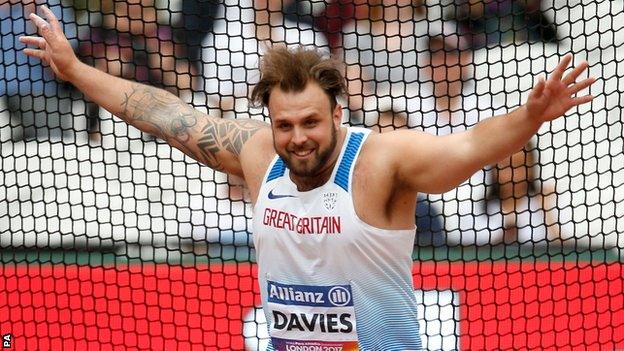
[0,261,622,350]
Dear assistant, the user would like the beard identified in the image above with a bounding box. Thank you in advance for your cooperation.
[278,125,338,178]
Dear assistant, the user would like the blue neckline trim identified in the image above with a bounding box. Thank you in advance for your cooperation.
[334,132,364,192]
[266,157,286,182]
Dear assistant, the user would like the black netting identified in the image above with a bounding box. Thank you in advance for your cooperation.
[1,1,623,350]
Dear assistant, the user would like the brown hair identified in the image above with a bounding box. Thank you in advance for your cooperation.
[251,46,347,110]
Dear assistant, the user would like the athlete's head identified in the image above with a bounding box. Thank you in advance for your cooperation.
[251,46,347,177]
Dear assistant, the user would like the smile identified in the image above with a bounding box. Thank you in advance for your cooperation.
[292,149,314,158]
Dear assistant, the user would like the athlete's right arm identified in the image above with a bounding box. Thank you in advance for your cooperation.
[20,5,270,177]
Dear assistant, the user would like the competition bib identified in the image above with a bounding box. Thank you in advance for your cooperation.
[267,280,359,351]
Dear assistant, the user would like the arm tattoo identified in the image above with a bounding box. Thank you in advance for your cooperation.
[121,84,197,142]
[120,83,267,171]
[197,118,267,170]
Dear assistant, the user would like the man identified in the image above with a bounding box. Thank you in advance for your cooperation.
[22,6,594,350]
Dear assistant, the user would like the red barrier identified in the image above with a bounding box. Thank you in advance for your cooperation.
[414,261,624,350]
[0,262,622,350]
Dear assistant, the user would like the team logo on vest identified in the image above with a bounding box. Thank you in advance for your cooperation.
[322,192,338,211]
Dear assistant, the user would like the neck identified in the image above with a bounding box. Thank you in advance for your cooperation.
[290,127,347,192]
[291,162,336,192]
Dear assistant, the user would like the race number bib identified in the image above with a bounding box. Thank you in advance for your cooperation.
[267,280,359,351]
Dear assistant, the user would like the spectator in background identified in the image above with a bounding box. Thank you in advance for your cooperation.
[73,0,197,142]
[172,0,220,92]
[1,0,78,142]
[390,33,476,135]
[426,35,474,117]
[312,0,425,54]
[71,0,127,142]
[415,33,475,246]
[421,3,566,247]
[338,0,426,126]
[99,0,190,92]
[201,0,328,119]
[452,0,558,48]
[313,0,363,53]
[486,140,567,246]
[414,33,567,247]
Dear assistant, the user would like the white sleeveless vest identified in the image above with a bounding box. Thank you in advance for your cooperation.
[253,127,422,351]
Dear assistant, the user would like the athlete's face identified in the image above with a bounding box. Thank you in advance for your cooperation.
[269,82,342,178]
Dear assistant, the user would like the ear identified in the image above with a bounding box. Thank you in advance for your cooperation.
[332,103,343,128]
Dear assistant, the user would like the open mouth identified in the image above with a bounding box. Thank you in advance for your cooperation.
[291,149,314,159]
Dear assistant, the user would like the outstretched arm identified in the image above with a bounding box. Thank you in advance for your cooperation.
[20,5,269,177]
[387,54,596,194]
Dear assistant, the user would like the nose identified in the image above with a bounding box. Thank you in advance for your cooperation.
[291,127,308,145]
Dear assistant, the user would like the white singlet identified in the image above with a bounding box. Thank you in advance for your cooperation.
[253,127,422,351]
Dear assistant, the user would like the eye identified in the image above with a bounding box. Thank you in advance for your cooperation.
[304,119,318,127]
[276,123,291,131]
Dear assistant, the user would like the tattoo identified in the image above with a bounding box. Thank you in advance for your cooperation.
[120,83,267,171]
[197,118,267,170]
[121,84,198,142]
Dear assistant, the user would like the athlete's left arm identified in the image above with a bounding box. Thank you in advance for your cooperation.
[387,54,596,194]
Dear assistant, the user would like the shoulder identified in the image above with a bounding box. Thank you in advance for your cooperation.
[240,126,275,168]
[353,130,399,175]
[356,129,436,177]
[239,127,277,196]
[358,129,423,157]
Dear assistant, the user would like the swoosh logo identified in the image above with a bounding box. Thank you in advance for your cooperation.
[268,189,296,200]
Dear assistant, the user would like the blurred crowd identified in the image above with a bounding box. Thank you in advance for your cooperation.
[0,0,566,247]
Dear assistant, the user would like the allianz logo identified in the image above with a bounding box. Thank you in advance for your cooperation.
[328,286,351,307]
[269,284,352,306]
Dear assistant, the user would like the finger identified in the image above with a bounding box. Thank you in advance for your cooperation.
[530,76,546,99]
[562,61,589,85]
[29,13,54,41]
[23,48,49,63]
[570,95,594,107]
[550,53,572,82]
[40,5,62,33]
[569,77,596,95]
[19,36,46,49]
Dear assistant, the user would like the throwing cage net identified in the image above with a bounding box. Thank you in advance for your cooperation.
[1,0,623,350]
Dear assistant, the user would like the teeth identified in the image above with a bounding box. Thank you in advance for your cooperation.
[294,150,312,157]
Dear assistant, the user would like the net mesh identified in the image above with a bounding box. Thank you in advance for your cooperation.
[1,0,623,350]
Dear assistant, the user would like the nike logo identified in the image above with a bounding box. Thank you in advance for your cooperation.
[268,189,296,200]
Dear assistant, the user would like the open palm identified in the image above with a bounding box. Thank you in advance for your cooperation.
[526,54,595,122]
[19,5,79,82]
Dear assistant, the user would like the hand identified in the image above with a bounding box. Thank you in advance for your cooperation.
[19,5,80,82]
[525,54,596,123]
